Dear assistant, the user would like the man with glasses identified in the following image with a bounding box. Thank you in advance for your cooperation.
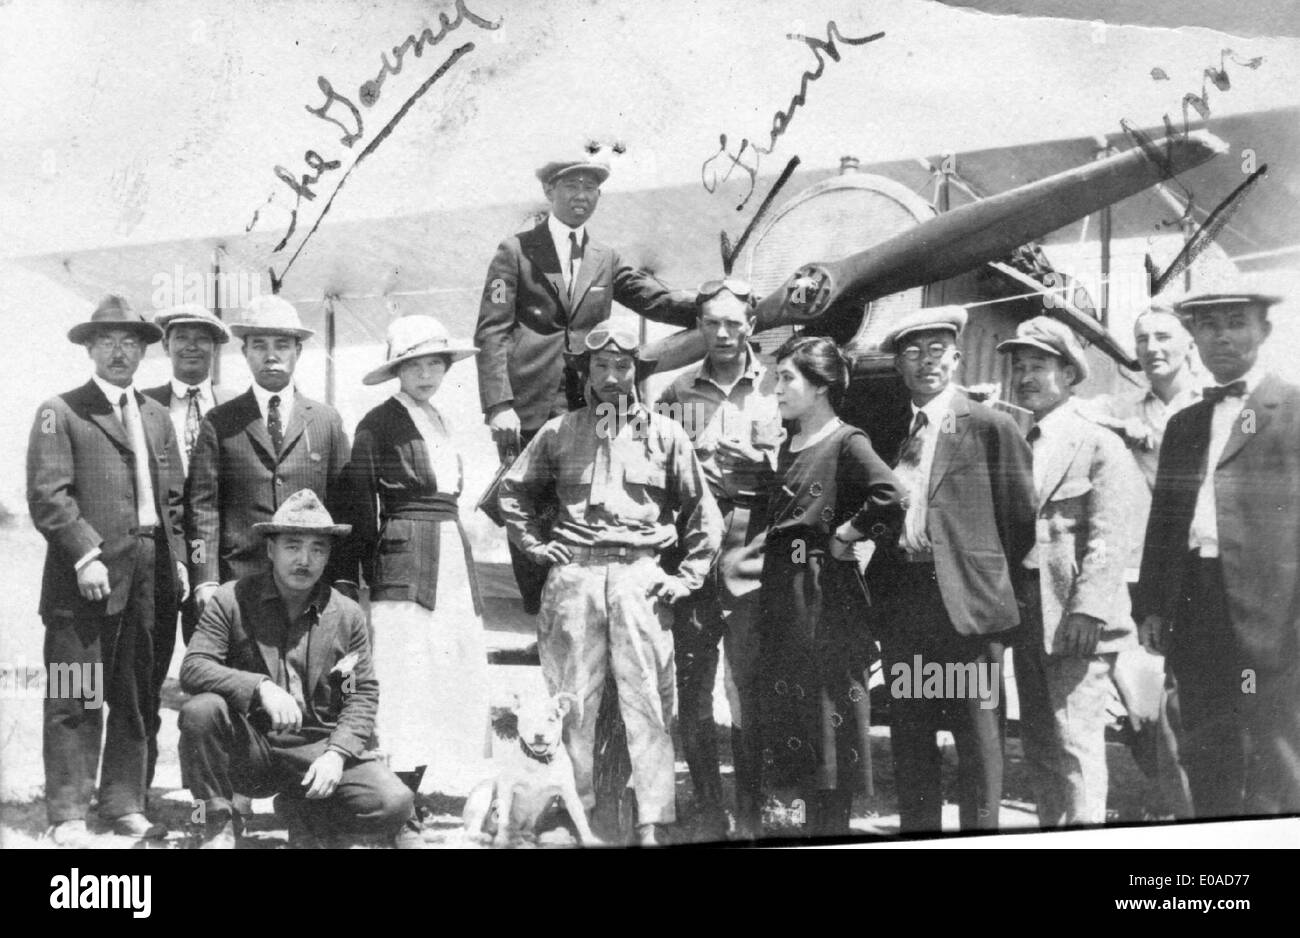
[865,306,1036,834]
[656,278,781,840]
[498,325,722,846]
[28,295,187,844]
[475,153,698,611]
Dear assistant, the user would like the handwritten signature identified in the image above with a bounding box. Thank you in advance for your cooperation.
[245,0,500,290]
[700,22,884,212]
[1128,47,1266,294]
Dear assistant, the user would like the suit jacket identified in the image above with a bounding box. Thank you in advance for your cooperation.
[27,380,186,622]
[1137,372,1300,666]
[868,392,1037,636]
[1031,404,1140,655]
[474,219,698,430]
[186,387,354,588]
[341,396,481,611]
[180,573,377,758]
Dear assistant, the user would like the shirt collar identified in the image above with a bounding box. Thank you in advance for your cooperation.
[1032,396,1075,435]
[911,384,957,423]
[547,213,586,250]
[696,345,763,388]
[92,374,135,406]
[170,377,213,401]
[251,381,294,413]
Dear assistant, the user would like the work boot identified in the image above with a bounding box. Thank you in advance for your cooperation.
[198,816,237,849]
[107,812,168,840]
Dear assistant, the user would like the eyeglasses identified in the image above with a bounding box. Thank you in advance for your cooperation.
[91,336,143,353]
[696,278,756,305]
[584,325,639,354]
[898,341,956,363]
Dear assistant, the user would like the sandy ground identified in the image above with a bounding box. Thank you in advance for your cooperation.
[0,522,1156,849]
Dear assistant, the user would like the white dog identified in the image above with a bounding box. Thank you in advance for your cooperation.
[462,692,601,847]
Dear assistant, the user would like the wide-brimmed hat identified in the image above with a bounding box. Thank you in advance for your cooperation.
[228,295,315,340]
[535,155,611,187]
[68,295,163,346]
[362,316,478,386]
[1172,292,1283,317]
[997,315,1090,384]
[880,305,968,353]
[154,303,232,343]
[251,489,351,538]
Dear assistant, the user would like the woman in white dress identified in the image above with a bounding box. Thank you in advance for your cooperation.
[344,316,491,797]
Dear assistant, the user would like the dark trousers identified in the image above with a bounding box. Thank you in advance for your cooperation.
[507,427,550,614]
[673,502,764,830]
[878,563,1007,834]
[1171,556,1300,817]
[43,535,157,824]
[178,693,414,835]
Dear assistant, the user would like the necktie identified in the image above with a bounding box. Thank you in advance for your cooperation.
[568,231,583,302]
[267,394,284,454]
[120,392,159,529]
[1202,380,1247,405]
[184,386,202,463]
[1026,425,1042,446]
[896,411,928,469]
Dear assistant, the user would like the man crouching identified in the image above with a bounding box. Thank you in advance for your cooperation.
[178,489,421,849]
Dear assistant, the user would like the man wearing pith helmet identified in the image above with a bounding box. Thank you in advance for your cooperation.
[498,323,722,846]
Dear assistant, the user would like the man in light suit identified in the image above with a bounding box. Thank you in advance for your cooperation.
[187,295,356,620]
[475,151,697,611]
[1000,316,1141,826]
[1137,290,1300,817]
[27,295,187,844]
[866,306,1037,834]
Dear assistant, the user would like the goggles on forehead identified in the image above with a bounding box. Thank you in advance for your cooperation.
[583,325,640,355]
[696,277,756,306]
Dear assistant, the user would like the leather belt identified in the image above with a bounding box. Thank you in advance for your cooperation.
[130,527,157,539]
[566,544,657,563]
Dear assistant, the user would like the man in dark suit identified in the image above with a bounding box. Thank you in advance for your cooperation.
[999,317,1142,826]
[178,489,420,848]
[187,295,356,618]
[475,151,697,611]
[1137,289,1300,817]
[27,295,187,844]
[866,306,1037,834]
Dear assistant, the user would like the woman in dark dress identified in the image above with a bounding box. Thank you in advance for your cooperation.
[758,335,904,837]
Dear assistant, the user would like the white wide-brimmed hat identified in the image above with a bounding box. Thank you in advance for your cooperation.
[362,316,478,386]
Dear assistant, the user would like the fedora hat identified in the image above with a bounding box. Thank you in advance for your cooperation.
[68,295,163,345]
[154,303,232,343]
[997,315,1090,384]
[228,295,315,339]
[251,489,352,538]
[362,316,478,386]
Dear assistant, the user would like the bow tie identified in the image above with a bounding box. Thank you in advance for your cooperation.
[1203,381,1247,405]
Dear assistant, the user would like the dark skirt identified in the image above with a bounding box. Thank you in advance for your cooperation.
[757,534,875,793]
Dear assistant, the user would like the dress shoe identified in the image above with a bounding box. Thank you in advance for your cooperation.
[392,818,425,849]
[198,818,237,849]
[46,819,91,847]
[108,813,167,839]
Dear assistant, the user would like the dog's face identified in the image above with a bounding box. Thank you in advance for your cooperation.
[515,693,576,757]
